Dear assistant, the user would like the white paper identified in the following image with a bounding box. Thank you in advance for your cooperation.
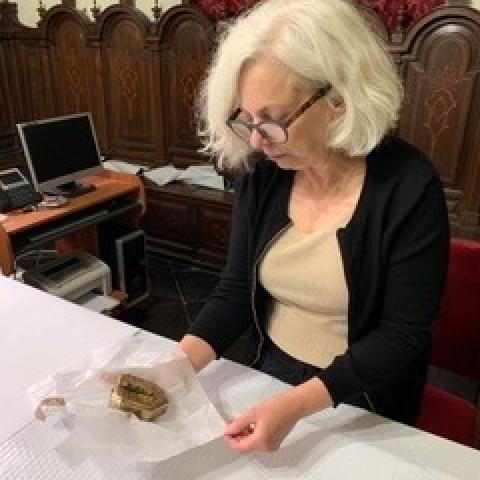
[29,332,225,469]
[178,165,225,190]
[75,292,120,313]
[143,165,181,186]
[144,164,225,190]
[102,160,147,175]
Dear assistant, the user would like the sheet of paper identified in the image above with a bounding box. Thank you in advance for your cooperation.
[143,164,225,190]
[102,160,147,175]
[28,332,225,470]
[143,165,180,186]
[75,292,120,313]
[178,165,225,190]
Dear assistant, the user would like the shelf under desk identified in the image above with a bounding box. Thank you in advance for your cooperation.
[0,170,144,276]
[11,196,141,255]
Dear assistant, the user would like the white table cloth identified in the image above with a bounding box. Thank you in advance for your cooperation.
[1,276,479,479]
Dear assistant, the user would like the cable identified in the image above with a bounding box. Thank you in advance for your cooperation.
[13,249,57,281]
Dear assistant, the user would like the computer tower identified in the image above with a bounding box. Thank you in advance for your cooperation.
[98,222,149,307]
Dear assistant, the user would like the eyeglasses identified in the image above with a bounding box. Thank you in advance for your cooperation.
[226,84,332,144]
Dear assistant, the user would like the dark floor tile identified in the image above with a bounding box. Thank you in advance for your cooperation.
[142,302,189,341]
[168,257,201,272]
[118,296,189,341]
[175,268,219,302]
[147,258,180,300]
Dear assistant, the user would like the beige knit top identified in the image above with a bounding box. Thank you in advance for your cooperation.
[259,225,349,368]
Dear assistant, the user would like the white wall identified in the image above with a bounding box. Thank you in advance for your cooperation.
[13,0,181,27]
[472,0,480,10]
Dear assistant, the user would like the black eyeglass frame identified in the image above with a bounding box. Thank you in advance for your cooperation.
[226,84,332,144]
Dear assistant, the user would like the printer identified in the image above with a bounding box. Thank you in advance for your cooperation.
[23,251,111,302]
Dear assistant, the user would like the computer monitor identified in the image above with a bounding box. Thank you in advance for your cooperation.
[17,112,104,198]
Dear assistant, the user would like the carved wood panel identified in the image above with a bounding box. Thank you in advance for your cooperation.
[160,8,213,168]
[50,17,91,115]
[24,45,54,120]
[197,205,231,253]
[143,194,193,246]
[102,16,162,164]
[0,43,14,159]
[143,181,233,269]
[396,10,480,238]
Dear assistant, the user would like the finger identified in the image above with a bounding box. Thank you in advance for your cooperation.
[224,413,256,436]
[224,430,257,453]
[226,423,255,439]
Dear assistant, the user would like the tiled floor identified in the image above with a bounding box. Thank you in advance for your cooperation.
[117,254,248,364]
[118,255,217,340]
[119,253,478,404]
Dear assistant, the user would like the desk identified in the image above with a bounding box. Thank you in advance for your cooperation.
[1,277,479,479]
[0,169,145,276]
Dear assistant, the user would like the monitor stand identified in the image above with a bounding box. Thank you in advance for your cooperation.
[52,181,96,198]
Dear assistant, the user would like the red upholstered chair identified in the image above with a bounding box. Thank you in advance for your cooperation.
[416,238,480,449]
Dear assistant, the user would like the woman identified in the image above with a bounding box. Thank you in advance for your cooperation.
[179,0,449,453]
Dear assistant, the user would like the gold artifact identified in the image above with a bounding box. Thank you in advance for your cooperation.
[109,373,168,421]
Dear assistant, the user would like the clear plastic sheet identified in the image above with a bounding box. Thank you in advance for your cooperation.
[28,332,225,469]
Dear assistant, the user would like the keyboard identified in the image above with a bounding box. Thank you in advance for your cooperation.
[29,209,109,242]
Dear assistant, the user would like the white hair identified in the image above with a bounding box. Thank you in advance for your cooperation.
[197,0,403,170]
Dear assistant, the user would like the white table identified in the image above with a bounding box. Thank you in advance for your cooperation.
[1,276,479,479]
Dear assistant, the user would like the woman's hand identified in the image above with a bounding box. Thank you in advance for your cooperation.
[178,334,216,372]
[224,377,332,453]
[224,392,299,452]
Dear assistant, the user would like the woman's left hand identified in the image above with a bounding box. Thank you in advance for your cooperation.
[223,377,332,453]
[223,392,300,453]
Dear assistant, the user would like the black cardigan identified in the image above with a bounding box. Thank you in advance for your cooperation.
[189,137,449,423]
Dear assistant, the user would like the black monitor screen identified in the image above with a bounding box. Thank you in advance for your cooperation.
[20,114,101,183]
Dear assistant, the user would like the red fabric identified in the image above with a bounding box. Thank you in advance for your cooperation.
[226,0,257,16]
[432,239,480,382]
[193,0,228,21]
[416,238,480,448]
[193,0,254,20]
[416,385,477,448]
[194,1,445,29]
[359,0,444,31]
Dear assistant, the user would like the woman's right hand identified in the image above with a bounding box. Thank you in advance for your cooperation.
[178,334,216,372]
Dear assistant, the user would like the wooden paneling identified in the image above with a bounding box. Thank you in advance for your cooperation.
[50,16,91,114]
[0,2,27,170]
[197,206,231,254]
[392,7,480,238]
[143,194,193,246]
[0,1,213,169]
[143,181,233,269]
[102,12,160,163]
[159,7,213,168]
[0,42,14,156]
[1,1,479,262]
